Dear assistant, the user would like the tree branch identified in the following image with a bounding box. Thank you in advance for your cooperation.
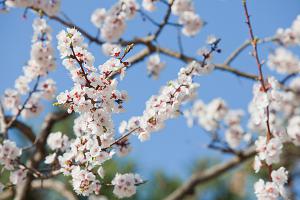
[5,75,41,132]
[164,146,256,200]
[224,37,276,65]
[153,0,175,39]
[4,116,36,142]
[1,179,78,200]
[31,179,78,200]
[15,111,70,200]
[36,6,265,82]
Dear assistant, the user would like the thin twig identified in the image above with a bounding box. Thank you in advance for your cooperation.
[224,37,276,65]
[280,73,298,84]
[70,44,92,87]
[153,0,175,39]
[242,0,273,178]
[103,128,139,151]
[5,75,41,131]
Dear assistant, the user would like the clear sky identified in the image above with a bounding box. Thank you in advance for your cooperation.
[0,0,299,182]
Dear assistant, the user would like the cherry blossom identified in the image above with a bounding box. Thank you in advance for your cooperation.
[254,179,280,200]
[2,18,56,118]
[0,1,299,199]
[91,8,107,28]
[147,54,165,79]
[275,15,300,46]
[47,131,69,151]
[9,169,27,185]
[112,173,143,198]
[267,47,300,74]
[4,0,61,16]
[287,115,300,145]
[271,167,288,186]
[255,136,283,166]
[91,0,139,42]
[0,140,22,170]
[142,0,158,11]
[102,43,121,57]
[179,11,203,36]
[254,167,288,199]
[171,0,203,36]
[54,27,144,198]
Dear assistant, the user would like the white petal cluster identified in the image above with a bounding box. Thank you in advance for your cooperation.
[255,136,282,167]
[102,43,121,57]
[120,61,216,141]
[254,167,288,200]
[47,131,69,151]
[2,18,56,118]
[184,98,228,132]
[0,140,22,170]
[172,0,203,36]
[91,0,139,42]
[5,0,60,16]
[267,47,300,74]
[9,169,27,185]
[55,28,140,197]
[71,166,101,196]
[287,115,300,146]
[248,77,283,130]
[275,15,300,46]
[184,98,247,148]
[112,173,143,198]
[91,8,107,28]
[147,54,165,79]
[142,0,158,11]
[141,0,203,36]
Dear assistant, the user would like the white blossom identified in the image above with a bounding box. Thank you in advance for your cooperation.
[47,132,69,151]
[112,173,143,199]
[9,169,27,185]
[268,47,300,74]
[147,54,165,79]
[0,140,22,170]
[271,167,288,186]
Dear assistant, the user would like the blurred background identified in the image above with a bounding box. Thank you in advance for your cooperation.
[0,0,300,199]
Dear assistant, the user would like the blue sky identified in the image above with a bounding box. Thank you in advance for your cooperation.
[0,0,300,182]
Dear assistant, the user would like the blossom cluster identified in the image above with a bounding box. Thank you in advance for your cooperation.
[254,167,288,200]
[0,140,28,188]
[0,140,21,170]
[44,131,70,164]
[142,0,158,11]
[53,27,142,198]
[101,43,122,57]
[249,78,286,167]
[3,0,61,16]
[91,0,139,41]
[248,77,283,132]
[142,0,203,36]
[267,47,300,74]
[2,18,56,118]
[254,136,283,169]
[247,76,291,199]
[287,115,300,146]
[248,77,299,143]
[146,54,165,79]
[112,173,143,198]
[275,15,300,46]
[184,99,249,149]
[119,59,215,142]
